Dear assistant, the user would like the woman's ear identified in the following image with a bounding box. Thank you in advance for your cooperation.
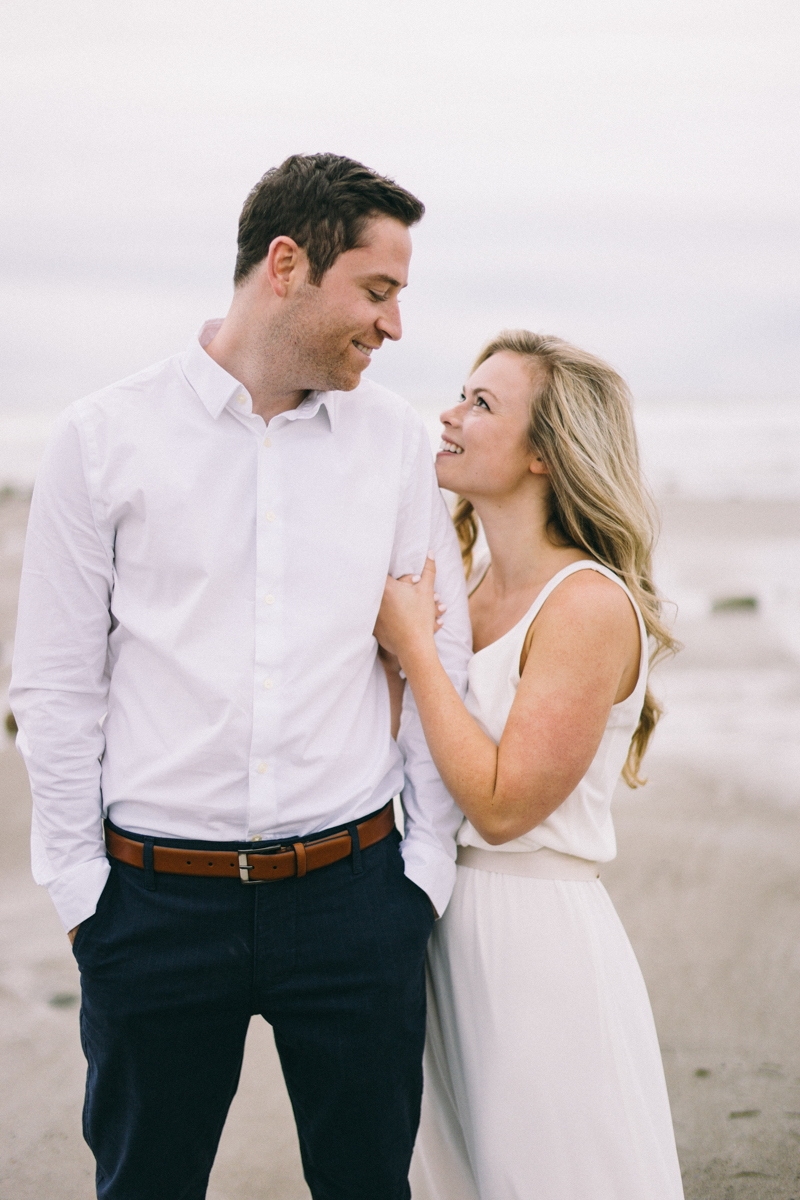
[529,453,549,477]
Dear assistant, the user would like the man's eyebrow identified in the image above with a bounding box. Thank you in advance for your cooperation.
[363,273,406,289]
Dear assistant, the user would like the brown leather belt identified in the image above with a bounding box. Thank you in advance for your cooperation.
[104,802,395,884]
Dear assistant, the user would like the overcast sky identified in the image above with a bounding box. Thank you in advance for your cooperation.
[2,0,798,414]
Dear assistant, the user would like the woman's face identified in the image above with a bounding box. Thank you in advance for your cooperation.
[436,351,543,499]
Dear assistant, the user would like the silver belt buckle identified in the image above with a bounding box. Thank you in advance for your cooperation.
[238,851,260,884]
[238,845,290,884]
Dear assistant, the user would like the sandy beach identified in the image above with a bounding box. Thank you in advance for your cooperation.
[2,490,800,1200]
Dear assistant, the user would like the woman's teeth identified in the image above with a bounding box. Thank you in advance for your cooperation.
[439,439,463,454]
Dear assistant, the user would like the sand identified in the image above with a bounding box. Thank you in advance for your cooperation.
[2,490,800,1200]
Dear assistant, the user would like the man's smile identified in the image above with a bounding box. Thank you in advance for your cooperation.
[352,339,376,358]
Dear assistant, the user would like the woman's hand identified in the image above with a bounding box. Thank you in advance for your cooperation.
[374,557,445,666]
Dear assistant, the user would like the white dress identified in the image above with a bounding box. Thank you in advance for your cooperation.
[410,561,684,1200]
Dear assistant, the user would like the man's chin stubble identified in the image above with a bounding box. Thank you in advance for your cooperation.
[309,359,366,394]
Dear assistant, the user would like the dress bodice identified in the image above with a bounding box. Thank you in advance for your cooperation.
[456,560,649,861]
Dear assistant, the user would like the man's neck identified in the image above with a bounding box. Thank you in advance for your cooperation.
[204,304,311,424]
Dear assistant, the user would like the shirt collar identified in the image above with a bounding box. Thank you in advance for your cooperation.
[181,319,245,420]
[181,318,337,431]
[274,389,336,432]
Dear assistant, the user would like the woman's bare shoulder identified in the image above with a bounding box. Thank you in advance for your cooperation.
[536,566,638,634]
[518,566,641,683]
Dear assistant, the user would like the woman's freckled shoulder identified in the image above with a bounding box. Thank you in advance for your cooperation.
[537,568,636,633]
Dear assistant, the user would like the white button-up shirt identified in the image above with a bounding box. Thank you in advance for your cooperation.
[11,320,472,931]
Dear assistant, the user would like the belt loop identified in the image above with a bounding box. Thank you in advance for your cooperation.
[142,839,156,891]
[293,841,307,878]
[346,823,362,876]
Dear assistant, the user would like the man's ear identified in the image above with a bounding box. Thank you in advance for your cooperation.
[264,236,307,298]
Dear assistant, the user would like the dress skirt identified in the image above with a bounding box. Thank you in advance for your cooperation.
[409,862,684,1200]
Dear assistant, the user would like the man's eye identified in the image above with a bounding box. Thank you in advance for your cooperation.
[369,291,389,302]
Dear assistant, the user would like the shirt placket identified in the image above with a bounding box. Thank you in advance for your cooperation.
[247,414,284,840]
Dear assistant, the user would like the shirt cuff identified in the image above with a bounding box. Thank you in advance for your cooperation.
[46,854,111,932]
[399,836,457,919]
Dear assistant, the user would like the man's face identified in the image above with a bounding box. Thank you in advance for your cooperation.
[283,216,412,393]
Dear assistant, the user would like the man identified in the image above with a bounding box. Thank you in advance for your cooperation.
[10,154,471,1200]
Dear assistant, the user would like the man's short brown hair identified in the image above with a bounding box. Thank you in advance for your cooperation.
[234,153,425,287]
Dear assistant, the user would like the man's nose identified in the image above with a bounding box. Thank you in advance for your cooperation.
[376,298,402,342]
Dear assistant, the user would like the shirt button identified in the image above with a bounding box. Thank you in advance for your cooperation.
[257,762,268,774]
[250,835,262,842]
[265,511,276,522]
[263,678,274,689]
[263,437,271,448]
[264,594,274,605]
[236,394,247,405]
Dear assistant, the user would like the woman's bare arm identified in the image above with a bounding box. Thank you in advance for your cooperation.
[375,559,639,844]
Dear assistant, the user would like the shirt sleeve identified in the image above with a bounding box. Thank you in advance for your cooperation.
[10,411,113,931]
[390,414,472,917]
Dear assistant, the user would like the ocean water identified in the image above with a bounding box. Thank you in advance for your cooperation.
[2,399,799,498]
[649,498,800,804]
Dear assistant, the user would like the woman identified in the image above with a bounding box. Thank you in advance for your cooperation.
[375,331,684,1199]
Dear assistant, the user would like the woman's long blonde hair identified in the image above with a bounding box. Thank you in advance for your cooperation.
[453,330,679,787]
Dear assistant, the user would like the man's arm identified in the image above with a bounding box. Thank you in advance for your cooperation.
[10,412,114,933]
[390,417,472,918]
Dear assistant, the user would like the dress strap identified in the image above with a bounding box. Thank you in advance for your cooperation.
[515,561,649,690]
[516,560,600,631]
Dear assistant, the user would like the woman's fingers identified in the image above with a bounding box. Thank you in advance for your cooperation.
[410,557,436,586]
[376,555,442,652]
[398,558,437,589]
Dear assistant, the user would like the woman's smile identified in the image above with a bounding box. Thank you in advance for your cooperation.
[434,351,542,499]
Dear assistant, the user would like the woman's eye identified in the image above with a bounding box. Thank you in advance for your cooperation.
[458,393,467,404]
[476,396,490,410]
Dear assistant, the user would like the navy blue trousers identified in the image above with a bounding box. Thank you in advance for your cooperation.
[72,822,435,1200]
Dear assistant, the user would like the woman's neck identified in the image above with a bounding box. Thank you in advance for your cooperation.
[471,488,587,599]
